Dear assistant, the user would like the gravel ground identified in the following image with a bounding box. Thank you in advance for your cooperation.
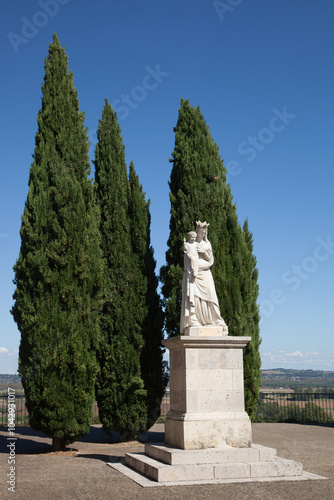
[1,422,333,500]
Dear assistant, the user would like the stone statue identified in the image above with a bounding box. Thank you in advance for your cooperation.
[180,221,228,334]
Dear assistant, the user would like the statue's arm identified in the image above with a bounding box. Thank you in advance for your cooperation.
[201,248,212,261]
[198,242,213,262]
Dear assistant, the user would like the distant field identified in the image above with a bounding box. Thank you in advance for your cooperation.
[1,368,334,395]
[0,383,24,395]
[260,388,294,393]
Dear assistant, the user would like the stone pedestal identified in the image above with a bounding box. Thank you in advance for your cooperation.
[164,330,252,450]
[118,328,308,485]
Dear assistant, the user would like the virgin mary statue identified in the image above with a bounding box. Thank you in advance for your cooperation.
[180,221,228,334]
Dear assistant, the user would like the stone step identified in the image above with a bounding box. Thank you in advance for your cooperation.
[125,452,303,483]
[248,457,303,479]
[125,452,215,482]
[145,443,277,465]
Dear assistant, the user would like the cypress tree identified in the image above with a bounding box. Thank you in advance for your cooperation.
[128,161,168,429]
[160,98,261,418]
[241,219,262,419]
[11,34,103,450]
[94,101,147,438]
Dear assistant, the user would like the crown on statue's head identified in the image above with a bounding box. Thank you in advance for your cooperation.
[196,220,210,229]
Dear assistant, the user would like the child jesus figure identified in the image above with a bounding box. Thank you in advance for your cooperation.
[183,231,199,278]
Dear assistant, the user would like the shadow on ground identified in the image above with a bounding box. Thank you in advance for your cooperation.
[0,424,165,454]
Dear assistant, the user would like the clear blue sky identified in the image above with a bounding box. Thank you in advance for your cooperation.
[1,0,333,373]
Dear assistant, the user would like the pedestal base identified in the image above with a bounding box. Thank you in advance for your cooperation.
[111,332,321,486]
[165,412,252,449]
[125,443,304,484]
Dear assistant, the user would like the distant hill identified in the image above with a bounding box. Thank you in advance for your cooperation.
[0,374,23,394]
[261,368,334,390]
[0,374,21,383]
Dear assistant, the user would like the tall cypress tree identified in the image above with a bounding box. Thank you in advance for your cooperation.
[11,34,103,450]
[160,98,261,418]
[128,161,168,429]
[94,101,147,438]
[241,220,262,419]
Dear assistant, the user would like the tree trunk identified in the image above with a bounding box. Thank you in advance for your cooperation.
[52,436,66,452]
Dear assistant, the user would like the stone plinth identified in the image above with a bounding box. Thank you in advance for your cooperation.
[125,443,304,483]
[119,329,315,485]
[163,331,252,450]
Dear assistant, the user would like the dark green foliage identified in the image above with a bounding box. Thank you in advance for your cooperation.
[129,162,168,429]
[302,402,330,423]
[160,98,232,336]
[11,34,103,449]
[94,101,147,438]
[160,98,261,418]
[255,400,285,422]
[255,396,333,423]
[240,220,262,419]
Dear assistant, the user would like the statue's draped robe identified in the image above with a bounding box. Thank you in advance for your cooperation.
[180,239,226,333]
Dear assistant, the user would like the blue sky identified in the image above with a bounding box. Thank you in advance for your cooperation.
[1,0,333,373]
